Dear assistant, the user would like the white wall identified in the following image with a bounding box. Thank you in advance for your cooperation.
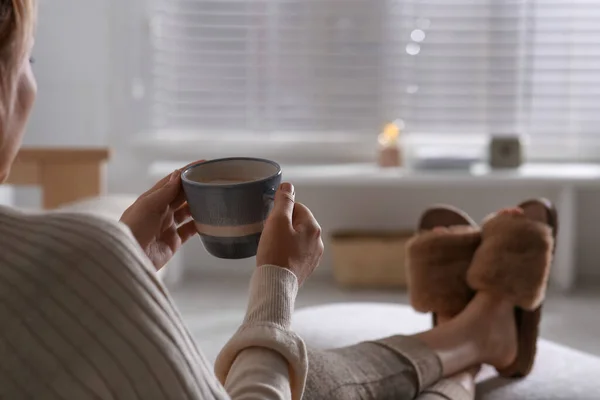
[16,1,600,284]
[25,0,110,147]
[17,0,145,207]
[16,0,113,207]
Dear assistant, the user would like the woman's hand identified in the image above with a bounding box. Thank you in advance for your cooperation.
[120,167,198,270]
[256,183,324,285]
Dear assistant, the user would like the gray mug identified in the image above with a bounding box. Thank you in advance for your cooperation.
[181,157,282,259]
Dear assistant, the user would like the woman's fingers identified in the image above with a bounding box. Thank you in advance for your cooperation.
[169,189,187,211]
[141,159,206,200]
[179,159,206,172]
[292,202,321,236]
[270,183,295,222]
[174,203,192,225]
[177,220,198,244]
[158,204,192,234]
[140,171,175,200]
[167,160,207,209]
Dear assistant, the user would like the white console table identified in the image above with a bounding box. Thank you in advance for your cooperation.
[151,161,600,293]
[283,162,599,293]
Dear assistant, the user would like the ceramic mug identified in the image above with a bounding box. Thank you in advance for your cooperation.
[181,157,282,259]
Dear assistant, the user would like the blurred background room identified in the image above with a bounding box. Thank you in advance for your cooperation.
[5,0,600,365]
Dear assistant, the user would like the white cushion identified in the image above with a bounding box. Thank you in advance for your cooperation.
[57,195,137,221]
[293,303,600,399]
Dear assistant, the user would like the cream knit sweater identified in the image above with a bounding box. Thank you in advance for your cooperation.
[0,205,307,399]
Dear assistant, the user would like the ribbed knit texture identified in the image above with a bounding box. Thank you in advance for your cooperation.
[216,266,308,400]
[244,265,298,327]
[0,205,306,400]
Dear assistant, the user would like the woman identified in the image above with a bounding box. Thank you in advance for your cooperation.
[0,1,556,399]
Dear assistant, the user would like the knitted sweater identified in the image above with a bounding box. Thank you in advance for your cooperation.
[0,205,307,399]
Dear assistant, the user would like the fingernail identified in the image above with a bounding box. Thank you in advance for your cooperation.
[279,182,294,195]
[169,170,180,183]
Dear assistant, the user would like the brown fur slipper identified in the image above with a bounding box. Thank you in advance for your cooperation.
[467,198,557,378]
[406,206,481,325]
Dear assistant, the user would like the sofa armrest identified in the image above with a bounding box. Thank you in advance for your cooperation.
[57,195,136,221]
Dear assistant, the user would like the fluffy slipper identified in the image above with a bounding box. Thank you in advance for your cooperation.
[406,205,481,325]
[467,198,557,377]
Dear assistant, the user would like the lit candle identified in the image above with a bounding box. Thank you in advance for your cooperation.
[377,122,402,167]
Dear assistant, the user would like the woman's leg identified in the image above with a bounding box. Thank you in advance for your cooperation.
[306,340,427,400]
[413,319,479,400]
[304,204,553,400]
[304,290,516,400]
[413,292,516,377]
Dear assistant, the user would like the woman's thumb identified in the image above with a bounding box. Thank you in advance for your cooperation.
[271,183,295,221]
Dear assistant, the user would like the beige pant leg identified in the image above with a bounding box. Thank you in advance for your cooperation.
[304,336,444,400]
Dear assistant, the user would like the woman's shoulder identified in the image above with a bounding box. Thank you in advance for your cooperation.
[0,205,136,251]
[0,205,154,279]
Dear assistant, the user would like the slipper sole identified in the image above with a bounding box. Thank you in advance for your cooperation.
[498,199,557,378]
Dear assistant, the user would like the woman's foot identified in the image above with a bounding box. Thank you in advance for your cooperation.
[447,207,523,369]
[414,204,549,379]
[415,287,518,377]
[468,201,555,377]
[428,219,492,382]
[453,205,522,369]
[415,207,520,375]
[465,206,522,368]
[459,291,518,370]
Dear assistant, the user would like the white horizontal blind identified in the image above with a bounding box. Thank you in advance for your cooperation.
[149,0,600,156]
[150,0,267,132]
[150,0,387,136]
[527,0,600,154]
[390,0,527,135]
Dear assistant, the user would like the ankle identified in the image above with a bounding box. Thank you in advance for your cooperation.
[464,292,513,333]
[472,291,512,310]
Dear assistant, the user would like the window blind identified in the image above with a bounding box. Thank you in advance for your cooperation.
[149,0,600,156]
[150,0,387,136]
[526,0,600,154]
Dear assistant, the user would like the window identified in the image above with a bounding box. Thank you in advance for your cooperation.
[148,0,600,160]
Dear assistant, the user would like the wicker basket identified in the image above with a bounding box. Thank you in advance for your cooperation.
[330,230,414,289]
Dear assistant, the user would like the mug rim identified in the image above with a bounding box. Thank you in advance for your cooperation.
[181,157,282,189]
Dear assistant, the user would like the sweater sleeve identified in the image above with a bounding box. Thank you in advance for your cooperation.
[214,266,308,400]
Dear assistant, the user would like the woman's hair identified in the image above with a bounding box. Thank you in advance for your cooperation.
[0,0,35,121]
